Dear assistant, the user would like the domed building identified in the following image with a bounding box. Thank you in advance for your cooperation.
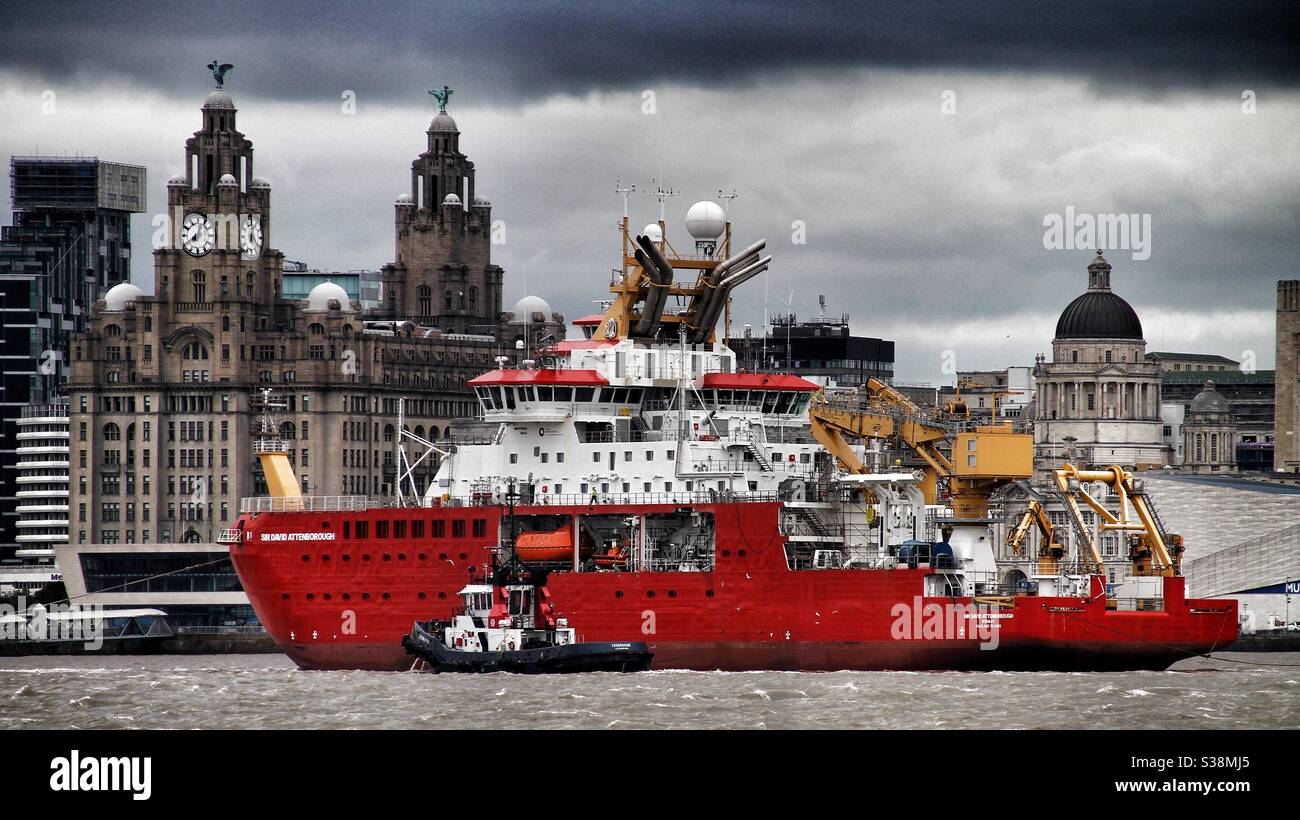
[1182,381,1236,473]
[1032,253,1168,478]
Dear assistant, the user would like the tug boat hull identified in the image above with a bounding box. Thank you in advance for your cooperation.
[402,621,652,674]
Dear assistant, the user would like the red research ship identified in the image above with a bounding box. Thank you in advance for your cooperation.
[225,206,1237,671]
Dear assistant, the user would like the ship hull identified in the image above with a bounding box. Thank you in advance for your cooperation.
[228,501,1236,672]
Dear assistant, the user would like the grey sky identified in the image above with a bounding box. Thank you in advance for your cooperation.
[1,1,1296,382]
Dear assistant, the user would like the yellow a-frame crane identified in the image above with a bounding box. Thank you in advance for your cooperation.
[808,379,1034,519]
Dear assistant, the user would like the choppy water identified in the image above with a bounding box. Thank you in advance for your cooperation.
[3,653,1298,729]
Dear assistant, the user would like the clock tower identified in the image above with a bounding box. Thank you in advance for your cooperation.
[158,72,281,308]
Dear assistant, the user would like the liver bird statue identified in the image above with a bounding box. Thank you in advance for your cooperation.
[207,61,234,88]
[428,84,453,113]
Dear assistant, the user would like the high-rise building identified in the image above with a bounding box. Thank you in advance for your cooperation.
[13,399,70,548]
[0,156,145,555]
[727,311,894,387]
[1275,280,1300,472]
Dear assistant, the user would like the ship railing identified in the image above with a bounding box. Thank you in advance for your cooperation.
[238,495,374,513]
[640,557,715,573]
[474,490,781,508]
[216,527,243,544]
[1110,597,1165,612]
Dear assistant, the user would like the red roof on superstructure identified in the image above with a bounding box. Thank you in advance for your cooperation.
[468,368,609,386]
[700,372,819,392]
[573,314,605,326]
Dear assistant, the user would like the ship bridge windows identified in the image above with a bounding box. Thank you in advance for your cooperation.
[705,389,808,415]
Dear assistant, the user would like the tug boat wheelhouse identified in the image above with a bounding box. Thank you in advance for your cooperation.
[226,204,1237,672]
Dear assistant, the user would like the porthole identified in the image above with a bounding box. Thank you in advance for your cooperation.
[306,593,315,601]
[383,553,391,562]
[615,591,624,599]
[418,553,428,561]
[301,554,310,562]
[362,554,371,561]
[439,553,447,560]
[381,592,391,600]
[342,554,351,562]
[738,549,747,557]
[342,593,351,601]
[437,592,446,600]
[721,549,731,558]
[458,553,467,560]
[281,593,289,601]
[646,590,656,599]
[323,593,332,601]
[321,554,330,561]
[668,590,677,598]
[361,592,371,600]
[418,592,427,600]
[398,553,406,561]
[705,590,715,598]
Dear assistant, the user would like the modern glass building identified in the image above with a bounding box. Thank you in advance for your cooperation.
[0,156,146,556]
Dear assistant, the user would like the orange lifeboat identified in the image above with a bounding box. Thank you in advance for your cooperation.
[515,528,585,562]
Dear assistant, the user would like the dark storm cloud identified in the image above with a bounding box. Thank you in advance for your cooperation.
[1,0,1297,103]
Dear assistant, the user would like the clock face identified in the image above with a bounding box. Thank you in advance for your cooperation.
[240,214,264,260]
[181,213,215,256]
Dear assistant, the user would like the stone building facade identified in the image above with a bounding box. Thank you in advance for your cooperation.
[1181,380,1237,473]
[380,108,503,333]
[66,82,513,545]
[1276,280,1300,472]
[1032,253,1167,479]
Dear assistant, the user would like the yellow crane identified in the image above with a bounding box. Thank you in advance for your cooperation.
[1052,464,1183,577]
[808,379,1034,519]
[1004,499,1066,573]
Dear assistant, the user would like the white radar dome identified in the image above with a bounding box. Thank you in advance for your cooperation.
[642,223,663,244]
[685,200,726,240]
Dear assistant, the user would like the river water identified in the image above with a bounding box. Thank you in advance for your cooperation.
[3,652,1297,730]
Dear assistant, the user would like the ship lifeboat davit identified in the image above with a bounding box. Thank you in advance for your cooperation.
[515,528,588,562]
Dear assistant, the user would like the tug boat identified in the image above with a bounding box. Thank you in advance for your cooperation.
[402,583,652,674]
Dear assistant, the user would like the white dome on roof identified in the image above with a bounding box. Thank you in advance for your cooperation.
[511,295,552,324]
[218,173,238,186]
[396,193,414,205]
[103,282,144,311]
[442,193,461,206]
[305,281,352,312]
[250,177,270,189]
[685,200,726,240]
[167,173,187,186]
[642,223,663,243]
[204,89,234,109]
[472,194,491,207]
